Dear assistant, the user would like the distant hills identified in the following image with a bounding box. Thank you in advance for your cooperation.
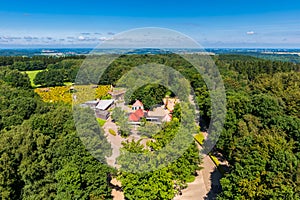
[0,48,300,63]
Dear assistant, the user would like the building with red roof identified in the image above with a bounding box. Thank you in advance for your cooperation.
[129,109,145,122]
[132,100,144,111]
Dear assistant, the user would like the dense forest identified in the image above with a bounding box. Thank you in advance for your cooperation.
[0,53,299,199]
[0,66,114,199]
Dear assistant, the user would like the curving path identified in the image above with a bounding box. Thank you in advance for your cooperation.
[173,136,222,200]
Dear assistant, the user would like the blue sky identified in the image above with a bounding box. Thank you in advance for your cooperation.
[0,0,300,48]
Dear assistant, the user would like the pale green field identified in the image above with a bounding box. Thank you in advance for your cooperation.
[23,70,43,87]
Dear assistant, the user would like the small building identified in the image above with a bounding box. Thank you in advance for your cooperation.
[82,99,115,120]
[96,99,115,110]
[95,110,110,120]
[163,97,178,112]
[162,114,172,122]
[129,109,145,122]
[84,100,99,109]
[132,100,144,111]
[108,88,126,101]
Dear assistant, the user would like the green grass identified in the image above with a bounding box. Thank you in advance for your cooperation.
[23,70,43,87]
[97,118,106,127]
[64,82,73,86]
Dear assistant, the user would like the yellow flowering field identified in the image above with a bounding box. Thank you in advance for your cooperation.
[35,85,111,104]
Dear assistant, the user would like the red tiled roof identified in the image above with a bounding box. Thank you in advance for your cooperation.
[128,109,145,122]
[132,100,143,107]
[134,109,144,118]
[129,113,140,122]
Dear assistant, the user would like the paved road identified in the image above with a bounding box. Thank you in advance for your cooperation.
[103,118,125,168]
[173,141,222,200]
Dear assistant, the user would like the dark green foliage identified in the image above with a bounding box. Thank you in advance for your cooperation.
[34,69,65,86]
[0,72,36,130]
[0,68,113,199]
[215,54,300,81]
[32,59,82,86]
[111,107,131,137]
[11,60,45,71]
[218,129,299,200]
[118,117,201,199]
[0,104,114,200]
[1,53,300,199]
[4,55,84,70]
[216,69,300,198]
[0,68,31,89]
[47,59,81,82]
[126,84,169,110]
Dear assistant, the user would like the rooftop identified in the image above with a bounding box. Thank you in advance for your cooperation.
[132,100,143,107]
[95,99,115,110]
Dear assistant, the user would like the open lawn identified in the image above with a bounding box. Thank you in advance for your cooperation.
[97,118,106,127]
[23,70,43,87]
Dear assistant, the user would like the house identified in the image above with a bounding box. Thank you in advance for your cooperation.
[81,99,115,120]
[132,100,144,111]
[96,99,115,110]
[84,100,99,108]
[129,109,145,122]
[108,88,126,101]
[163,97,178,112]
[128,100,173,124]
[129,100,146,122]
[95,110,110,120]
[162,114,172,122]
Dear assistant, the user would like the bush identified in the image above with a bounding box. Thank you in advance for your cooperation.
[210,155,220,166]
[194,133,204,145]
[210,155,225,175]
[97,118,106,127]
[109,129,116,136]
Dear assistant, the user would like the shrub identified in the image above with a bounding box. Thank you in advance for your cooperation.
[194,133,204,145]
[97,118,106,127]
[210,155,225,175]
[108,129,116,136]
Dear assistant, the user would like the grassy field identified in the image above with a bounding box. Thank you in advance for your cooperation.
[23,70,43,87]
[97,118,107,127]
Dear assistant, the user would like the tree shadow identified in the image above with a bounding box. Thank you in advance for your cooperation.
[204,168,222,200]
[108,173,123,192]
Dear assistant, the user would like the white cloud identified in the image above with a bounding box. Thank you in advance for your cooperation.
[99,36,114,41]
[246,31,255,35]
[78,35,85,40]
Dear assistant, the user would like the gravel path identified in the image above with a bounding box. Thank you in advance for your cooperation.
[173,138,222,200]
[103,118,125,168]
